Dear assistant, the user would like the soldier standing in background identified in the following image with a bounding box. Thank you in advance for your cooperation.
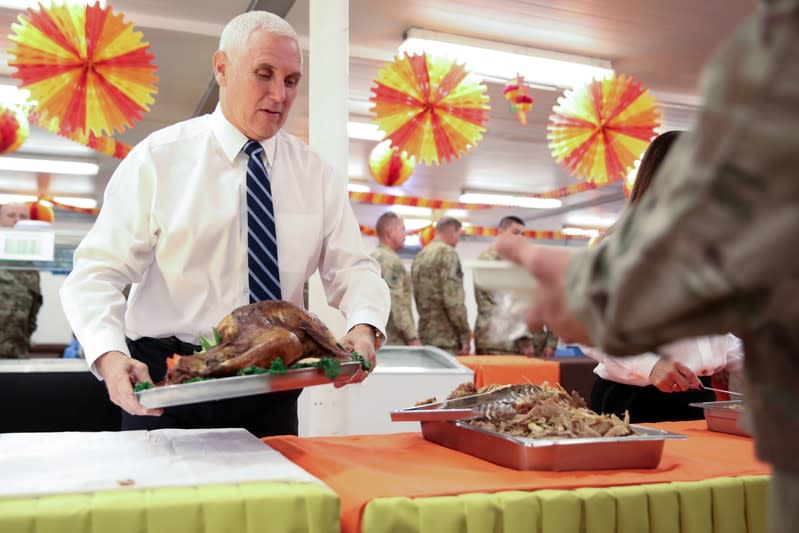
[474,216,557,356]
[411,217,470,355]
[0,203,43,358]
[370,212,421,346]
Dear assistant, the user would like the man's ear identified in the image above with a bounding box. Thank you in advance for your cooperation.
[212,50,227,86]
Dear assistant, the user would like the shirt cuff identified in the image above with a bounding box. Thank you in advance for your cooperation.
[82,331,131,380]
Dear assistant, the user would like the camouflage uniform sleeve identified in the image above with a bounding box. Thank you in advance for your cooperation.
[565,12,799,355]
[440,249,470,346]
[386,261,418,342]
[28,272,42,336]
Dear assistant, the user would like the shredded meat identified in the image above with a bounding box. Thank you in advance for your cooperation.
[443,381,634,439]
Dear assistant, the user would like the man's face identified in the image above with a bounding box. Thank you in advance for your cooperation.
[390,218,407,250]
[0,204,29,228]
[441,227,460,248]
[499,222,525,237]
[214,31,302,141]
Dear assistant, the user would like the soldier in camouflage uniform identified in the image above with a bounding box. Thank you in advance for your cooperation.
[0,203,43,358]
[411,217,470,355]
[474,216,557,356]
[498,3,799,529]
[370,212,420,346]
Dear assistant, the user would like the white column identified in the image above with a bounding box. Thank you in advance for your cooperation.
[306,0,350,335]
[308,0,349,176]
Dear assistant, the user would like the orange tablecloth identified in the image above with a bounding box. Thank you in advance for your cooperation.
[458,355,560,388]
[265,421,768,533]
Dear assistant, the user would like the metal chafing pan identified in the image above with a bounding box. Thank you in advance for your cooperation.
[136,361,361,408]
[689,400,750,437]
[392,385,685,470]
[420,420,685,471]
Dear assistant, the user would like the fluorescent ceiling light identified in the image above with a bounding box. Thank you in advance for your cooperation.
[445,209,468,219]
[0,193,36,204]
[53,196,97,209]
[403,218,432,230]
[0,156,99,176]
[347,182,371,193]
[564,214,618,228]
[400,28,613,89]
[390,205,432,217]
[460,192,562,209]
[347,121,384,141]
[0,0,106,9]
[0,84,34,107]
[562,227,600,238]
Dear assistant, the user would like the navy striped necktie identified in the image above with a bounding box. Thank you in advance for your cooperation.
[243,139,281,303]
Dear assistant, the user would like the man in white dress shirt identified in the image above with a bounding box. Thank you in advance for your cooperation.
[60,11,390,437]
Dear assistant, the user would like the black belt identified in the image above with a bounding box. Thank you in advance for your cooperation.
[126,336,201,357]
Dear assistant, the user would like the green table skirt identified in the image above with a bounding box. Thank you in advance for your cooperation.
[0,482,339,533]
[362,475,769,533]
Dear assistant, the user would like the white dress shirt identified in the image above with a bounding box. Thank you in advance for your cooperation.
[582,334,744,387]
[60,106,389,376]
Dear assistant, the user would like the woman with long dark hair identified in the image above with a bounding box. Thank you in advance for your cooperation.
[583,131,743,423]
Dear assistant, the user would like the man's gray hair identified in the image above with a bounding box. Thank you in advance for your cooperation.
[219,11,301,58]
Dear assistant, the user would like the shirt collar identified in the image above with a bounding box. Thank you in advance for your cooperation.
[211,105,277,166]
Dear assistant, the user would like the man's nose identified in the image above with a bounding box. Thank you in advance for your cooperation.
[268,80,286,102]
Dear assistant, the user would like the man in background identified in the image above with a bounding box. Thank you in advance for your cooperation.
[0,203,42,358]
[474,216,557,356]
[370,211,421,346]
[411,217,470,355]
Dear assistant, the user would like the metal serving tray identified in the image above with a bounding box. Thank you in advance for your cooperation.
[136,361,361,408]
[420,420,685,471]
[690,400,750,437]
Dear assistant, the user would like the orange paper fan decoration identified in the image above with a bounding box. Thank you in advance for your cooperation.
[8,1,158,137]
[547,74,661,184]
[419,225,436,246]
[370,52,490,166]
[368,140,416,187]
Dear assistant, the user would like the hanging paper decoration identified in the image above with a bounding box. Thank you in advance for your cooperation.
[419,225,436,246]
[368,140,416,187]
[27,111,133,160]
[547,74,660,184]
[503,75,534,125]
[27,199,55,223]
[0,104,30,154]
[370,52,490,165]
[8,2,159,137]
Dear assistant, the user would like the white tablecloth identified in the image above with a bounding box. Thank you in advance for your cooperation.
[0,428,324,496]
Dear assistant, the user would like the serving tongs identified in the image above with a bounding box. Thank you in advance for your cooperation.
[390,384,539,422]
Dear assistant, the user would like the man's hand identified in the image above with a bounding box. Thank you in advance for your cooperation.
[458,342,471,355]
[409,338,422,347]
[496,234,592,345]
[336,324,378,388]
[649,358,703,392]
[94,351,164,416]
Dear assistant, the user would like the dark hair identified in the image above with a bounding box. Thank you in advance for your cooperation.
[628,130,682,204]
[375,211,400,238]
[595,131,682,245]
[498,215,525,230]
[435,216,462,233]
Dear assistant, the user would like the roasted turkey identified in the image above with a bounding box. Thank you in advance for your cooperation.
[162,300,351,384]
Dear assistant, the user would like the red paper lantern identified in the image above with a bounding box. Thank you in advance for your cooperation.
[0,104,29,154]
[27,199,55,223]
[503,75,534,125]
[368,140,416,187]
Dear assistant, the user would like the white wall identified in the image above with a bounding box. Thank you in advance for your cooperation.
[31,271,73,346]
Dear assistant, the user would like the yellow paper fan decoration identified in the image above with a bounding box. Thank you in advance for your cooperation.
[8,1,158,137]
[370,52,490,166]
[547,74,661,184]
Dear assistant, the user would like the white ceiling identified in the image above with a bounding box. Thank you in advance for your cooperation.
[0,0,756,237]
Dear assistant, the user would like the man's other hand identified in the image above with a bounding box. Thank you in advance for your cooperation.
[95,351,164,416]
